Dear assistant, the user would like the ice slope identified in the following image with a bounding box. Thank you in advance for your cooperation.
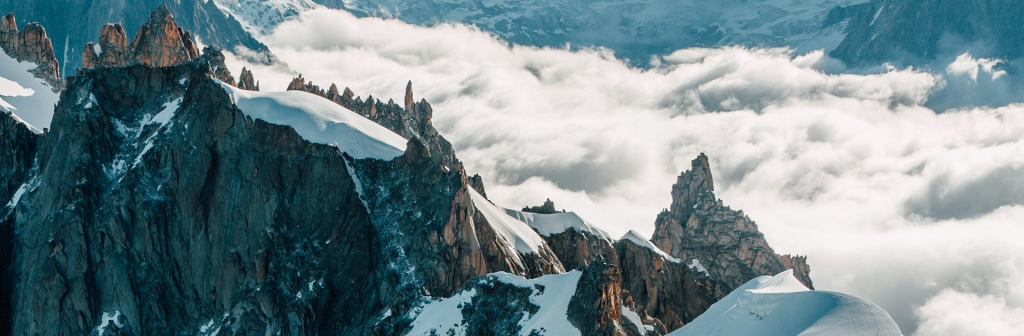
[213,0,320,36]
[406,271,583,336]
[504,208,612,240]
[469,188,548,254]
[668,270,902,336]
[219,81,408,160]
[0,51,59,131]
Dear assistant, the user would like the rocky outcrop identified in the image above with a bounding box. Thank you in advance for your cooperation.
[651,154,813,291]
[286,76,460,169]
[237,67,259,91]
[0,13,63,91]
[615,239,722,332]
[568,263,625,336]
[0,111,40,333]
[780,254,813,289]
[544,229,619,272]
[0,0,268,72]
[523,198,559,214]
[81,6,200,70]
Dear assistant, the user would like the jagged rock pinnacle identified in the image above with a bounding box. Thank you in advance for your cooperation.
[405,80,415,111]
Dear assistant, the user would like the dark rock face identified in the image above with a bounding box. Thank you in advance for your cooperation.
[0,13,63,90]
[651,154,813,291]
[543,229,618,272]
[0,112,39,334]
[832,0,1024,66]
[568,263,624,336]
[286,75,460,170]
[522,199,558,214]
[615,239,721,331]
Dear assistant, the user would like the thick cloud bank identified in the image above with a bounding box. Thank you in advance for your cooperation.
[225,9,1024,335]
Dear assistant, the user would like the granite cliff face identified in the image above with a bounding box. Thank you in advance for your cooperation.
[81,5,200,70]
[651,154,813,292]
[0,13,62,90]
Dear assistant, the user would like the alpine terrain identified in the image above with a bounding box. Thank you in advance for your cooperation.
[0,5,904,336]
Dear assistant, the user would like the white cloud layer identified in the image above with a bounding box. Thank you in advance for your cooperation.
[224,8,1024,334]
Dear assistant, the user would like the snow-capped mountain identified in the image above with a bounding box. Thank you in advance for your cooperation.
[336,0,869,64]
[0,6,903,336]
[212,0,320,37]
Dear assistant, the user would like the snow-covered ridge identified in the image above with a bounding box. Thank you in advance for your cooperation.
[619,230,682,263]
[218,81,408,160]
[668,270,902,336]
[503,208,612,240]
[407,271,583,336]
[469,189,548,255]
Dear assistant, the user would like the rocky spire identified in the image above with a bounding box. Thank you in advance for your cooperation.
[97,23,129,67]
[129,4,198,67]
[81,6,199,69]
[237,66,259,91]
[651,154,813,290]
[404,80,415,111]
[0,12,62,90]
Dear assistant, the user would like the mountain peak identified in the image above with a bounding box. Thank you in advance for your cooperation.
[652,154,814,291]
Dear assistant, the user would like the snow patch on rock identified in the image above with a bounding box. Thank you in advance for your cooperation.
[469,188,548,255]
[504,208,612,240]
[620,230,682,263]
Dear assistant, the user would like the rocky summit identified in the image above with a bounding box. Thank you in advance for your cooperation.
[0,12,62,90]
[0,7,825,336]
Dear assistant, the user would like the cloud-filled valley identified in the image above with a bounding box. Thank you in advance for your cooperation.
[223,8,1024,335]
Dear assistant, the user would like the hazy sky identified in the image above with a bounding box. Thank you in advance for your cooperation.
[225,8,1024,335]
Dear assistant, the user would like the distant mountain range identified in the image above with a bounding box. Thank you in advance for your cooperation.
[2,0,1022,72]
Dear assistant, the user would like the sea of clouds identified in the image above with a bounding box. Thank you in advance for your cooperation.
[225,8,1024,335]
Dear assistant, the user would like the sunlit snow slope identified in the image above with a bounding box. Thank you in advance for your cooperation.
[219,81,408,160]
[668,270,902,336]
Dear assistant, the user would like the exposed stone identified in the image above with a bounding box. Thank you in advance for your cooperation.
[780,254,813,289]
[651,154,814,291]
[81,6,200,70]
[568,263,625,336]
[522,198,558,214]
[543,229,618,271]
[285,76,459,169]
[615,239,722,331]
[97,23,129,68]
[129,5,199,67]
[0,12,63,91]
[237,66,259,91]
[468,173,487,199]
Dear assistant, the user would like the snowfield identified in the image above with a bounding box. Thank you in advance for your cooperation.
[219,81,408,160]
[668,270,902,336]
[504,207,612,240]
